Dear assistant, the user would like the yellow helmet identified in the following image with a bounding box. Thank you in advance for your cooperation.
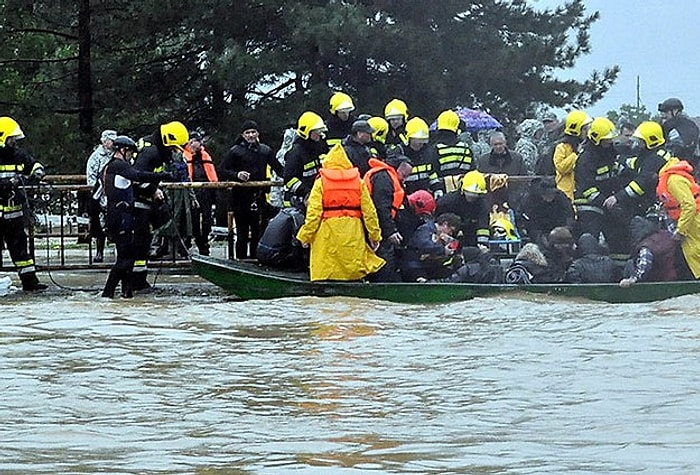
[491,218,517,240]
[329,91,355,114]
[160,121,189,151]
[367,116,389,144]
[563,110,592,137]
[384,98,409,121]
[405,117,430,140]
[462,170,487,194]
[436,109,460,133]
[296,111,327,140]
[0,116,25,146]
[587,117,617,145]
[633,121,666,149]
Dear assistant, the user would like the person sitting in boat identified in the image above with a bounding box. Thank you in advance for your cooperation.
[505,226,575,284]
[517,176,574,244]
[541,226,577,282]
[296,144,384,281]
[256,200,307,270]
[503,243,551,284]
[396,189,436,247]
[364,151,413,282]
[436,170,490,249]
[657,156,700,280]
[420,246,503,284]
[401,212,462,281]
[619,216,680,287]
[563,233,620,284]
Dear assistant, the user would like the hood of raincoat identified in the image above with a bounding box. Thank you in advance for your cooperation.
[322,143,353,170]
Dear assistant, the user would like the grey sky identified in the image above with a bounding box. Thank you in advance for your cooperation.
[532,0,700,116]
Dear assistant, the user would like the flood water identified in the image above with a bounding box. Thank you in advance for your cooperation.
[2,275,700,473]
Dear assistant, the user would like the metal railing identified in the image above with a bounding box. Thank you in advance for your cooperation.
[0,176,279,271]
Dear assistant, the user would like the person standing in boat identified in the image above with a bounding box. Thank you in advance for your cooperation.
[656,156,700,279]
[296,144,384,281]
[283,111,329,207]
[325,91,356,148]
[364,152,413,282]
[384,98,409,147]
[433,109,475,193]
[393,117,444,197]
[218,120,284,259]
[102,136,173,298]
[573,117,629,257]
[553,110,592,201]
[603,121,674,219]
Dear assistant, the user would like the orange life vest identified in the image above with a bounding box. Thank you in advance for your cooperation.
[184,146,219,182]
[363,158,405,219]
[657,160,700,220]
[320,168,363,218]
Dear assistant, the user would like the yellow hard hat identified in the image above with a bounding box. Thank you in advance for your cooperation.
[384,98,408,121]
[329,91,355,114]
[0,116,25,146]
[633,121,666,149]
[564,110,592,137]
[367,116,389,144]
[587,117,617,145]
[436,109,460,133]
[297,111,327,140]
[491,218,517,240]
[160,121,189,151]
[405,117,430,140]
[462,170,487,194]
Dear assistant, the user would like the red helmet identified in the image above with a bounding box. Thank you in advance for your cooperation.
[407,190,436,216]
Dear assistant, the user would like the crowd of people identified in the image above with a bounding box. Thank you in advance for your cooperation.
[1,91,700,295]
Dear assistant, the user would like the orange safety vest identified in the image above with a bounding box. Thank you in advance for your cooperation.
[320,168,363,218]
[184,147,219,182]
[363,158,405,219]
[657,160,700,220]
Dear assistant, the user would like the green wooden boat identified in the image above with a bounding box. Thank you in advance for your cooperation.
[191,255,700,304]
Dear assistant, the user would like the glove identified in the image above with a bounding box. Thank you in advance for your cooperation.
[33,168,45,180]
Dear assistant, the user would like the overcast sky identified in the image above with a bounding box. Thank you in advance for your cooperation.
[531,0,700,116]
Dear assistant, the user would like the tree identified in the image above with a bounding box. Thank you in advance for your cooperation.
[0,0,619,172]
[606,104,652,128]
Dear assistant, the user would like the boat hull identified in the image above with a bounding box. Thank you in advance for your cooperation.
[191,255,700,304]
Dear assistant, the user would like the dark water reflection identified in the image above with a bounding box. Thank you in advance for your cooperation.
[2,290,700,473]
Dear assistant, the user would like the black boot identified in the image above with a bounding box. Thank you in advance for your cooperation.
[101,268,121,298]
[120,270,133,298]
[20,272,48,292]
[94,237,105,263]
[131,271,151,293]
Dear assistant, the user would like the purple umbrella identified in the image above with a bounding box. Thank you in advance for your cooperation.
[429,107,503,132]
[455,107,503,132]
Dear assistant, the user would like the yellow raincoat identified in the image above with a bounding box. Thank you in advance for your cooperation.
[296,145,385,281]
[554,141,577,201]
[659,159,700,278]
